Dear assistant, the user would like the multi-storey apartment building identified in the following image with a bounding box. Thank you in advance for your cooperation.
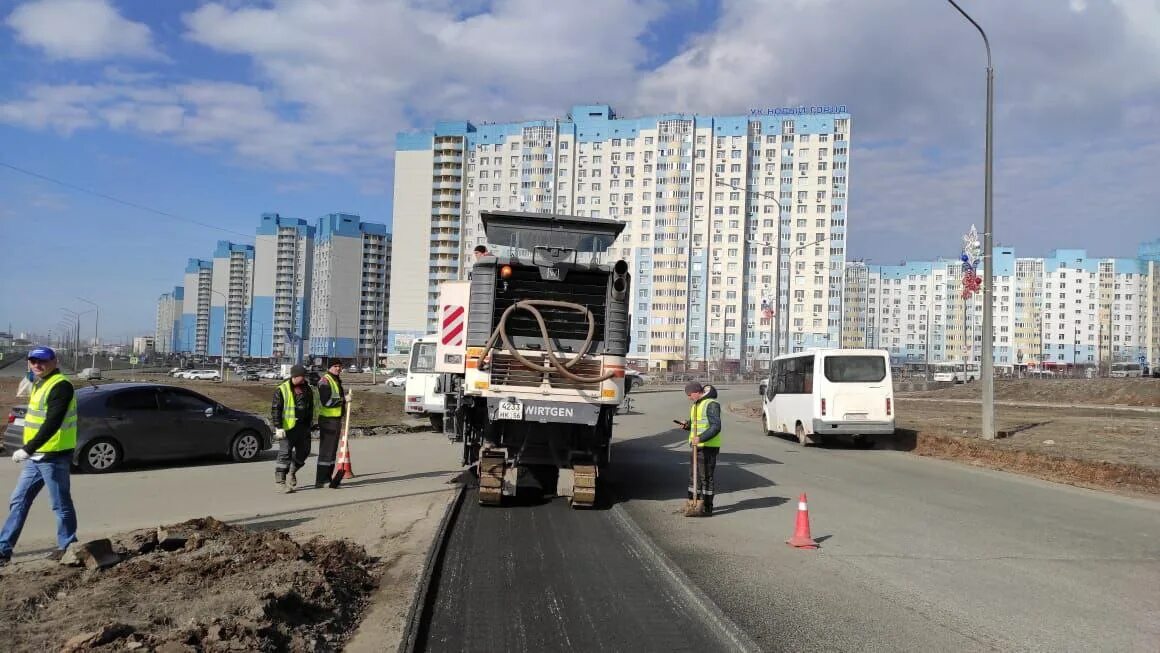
[181,259,213,356]
[308,213,391,362]
[154,286,183,354]
[845,245,1157,370]
[253,213,314,361]
[209,241,255,359]
[390,104,852,371]
[1141,239,1160,368]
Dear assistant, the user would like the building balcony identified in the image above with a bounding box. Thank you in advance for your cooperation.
[434,180,463,190]
[433,154,461,164]
[431,206,460,216]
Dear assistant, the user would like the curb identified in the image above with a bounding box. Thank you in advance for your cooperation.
[608,502,763,653]
[397,482,466,653]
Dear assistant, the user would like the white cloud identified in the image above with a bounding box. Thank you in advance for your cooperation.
[5,0,163,61]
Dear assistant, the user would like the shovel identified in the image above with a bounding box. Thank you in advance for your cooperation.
[684,442,705,517]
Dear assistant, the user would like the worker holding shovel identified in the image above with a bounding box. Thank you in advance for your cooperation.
[677,381,722,517]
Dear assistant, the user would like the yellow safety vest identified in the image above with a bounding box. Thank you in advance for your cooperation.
[688,398,722,448]
[318,373,343,418]
[23,373,78,453]
[278,381,319,430]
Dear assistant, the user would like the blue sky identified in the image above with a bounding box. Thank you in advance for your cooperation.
[1,0,1158,340]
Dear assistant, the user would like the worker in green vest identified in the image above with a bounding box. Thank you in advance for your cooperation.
[271,365,319,493]
[679,381,722,517]
[0,346,79,565]
[315,359,348,489]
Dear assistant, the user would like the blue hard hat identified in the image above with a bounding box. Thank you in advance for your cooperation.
[27,346,56,361]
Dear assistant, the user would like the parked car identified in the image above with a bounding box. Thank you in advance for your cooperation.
[78,368,102,380]
[187,369,221,381]
[362,366,374,374]
[3,383,272,472]
[384,373,407,387]
[348,364,360,373]
[241,371,261,381]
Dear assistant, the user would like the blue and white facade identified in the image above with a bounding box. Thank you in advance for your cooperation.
[181,259,213,356]
[154,286,183,354]
[308,213,391,361]
[391,104,853,369]
[209,241,255,358]
[844,244,1159,370]
[253,213,314,362]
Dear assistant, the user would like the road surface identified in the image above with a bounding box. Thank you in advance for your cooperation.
[611,388,1160,652]
[418,496,746,652]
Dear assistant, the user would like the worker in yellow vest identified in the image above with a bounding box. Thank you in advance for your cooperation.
[678,381,722,517]
[315,359,348,489]
[271,365,319,493]
[0,347,79,565]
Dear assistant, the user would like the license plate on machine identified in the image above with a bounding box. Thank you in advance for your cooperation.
[496,400,524,421]
[844,413,868,420]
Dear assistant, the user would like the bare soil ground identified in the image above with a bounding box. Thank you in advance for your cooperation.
[2,517,378,652]
[0,375,405,429]
[733,398,1160,497]
[902,377,1160,408]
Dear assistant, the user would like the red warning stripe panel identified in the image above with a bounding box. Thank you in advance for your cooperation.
[442,304,465,346]
[442,305,465,328]
[442,322,464,346]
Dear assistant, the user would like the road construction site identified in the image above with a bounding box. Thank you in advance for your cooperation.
[2,383,1157,651]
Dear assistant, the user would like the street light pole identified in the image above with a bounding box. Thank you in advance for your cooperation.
[783,237,828,355]
[209,289,228,381]
[715,179,785,362]
[77,296,99,368]
[946,0,996,439]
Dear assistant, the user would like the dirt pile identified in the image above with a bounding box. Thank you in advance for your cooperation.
[910,431,1160,495]
[2,517,378,652]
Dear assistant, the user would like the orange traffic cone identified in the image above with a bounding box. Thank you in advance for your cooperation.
[334,433,354,480]
[786,493,818,549]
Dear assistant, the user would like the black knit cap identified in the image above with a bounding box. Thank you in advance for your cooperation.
[684,381,704,394]
[290,365,307,378]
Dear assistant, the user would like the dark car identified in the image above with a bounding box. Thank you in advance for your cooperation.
[4,383,273,473]
[241,371,261,381]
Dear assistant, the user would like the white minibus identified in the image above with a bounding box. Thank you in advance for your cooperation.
[404,336,445,430]
[761,349,895,446]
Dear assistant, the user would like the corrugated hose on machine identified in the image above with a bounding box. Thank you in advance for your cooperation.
[478,299,616,384]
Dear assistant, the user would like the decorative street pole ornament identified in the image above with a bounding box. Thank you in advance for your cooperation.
[960,224,983,299]
[761,297,775,320]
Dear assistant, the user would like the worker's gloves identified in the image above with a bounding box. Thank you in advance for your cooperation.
[11,449,30,463]
[274,428,286,441]
[345,391,353,402]
[678,421,690,431]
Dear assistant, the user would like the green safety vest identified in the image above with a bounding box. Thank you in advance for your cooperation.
[688,398,722,449]
[278,381,320,430]
[24,373,78,453]
[318,373,343,418]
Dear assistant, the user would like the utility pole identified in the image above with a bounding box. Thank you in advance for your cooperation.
[77,297,99,369]
[946,0,996,439]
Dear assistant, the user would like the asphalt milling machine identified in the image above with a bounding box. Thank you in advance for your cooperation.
[432,210,632,508]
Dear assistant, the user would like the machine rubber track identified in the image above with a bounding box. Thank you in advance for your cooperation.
[478,449,505,506]
[570,463,598,508]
